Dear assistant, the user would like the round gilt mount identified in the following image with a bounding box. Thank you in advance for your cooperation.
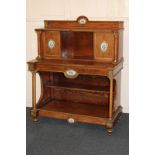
[77,16,89,25]
[64,69,79,79]
[100,41,108,53]
[48,39,55,49]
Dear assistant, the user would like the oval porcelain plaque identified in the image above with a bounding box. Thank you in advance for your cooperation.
[67,118,75,124]
[48,39,55,49]
[66,70,76,76]
[78,18,87,24]
[100,41,108,53]
[64,69,79,79]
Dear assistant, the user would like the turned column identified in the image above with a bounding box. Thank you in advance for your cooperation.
[31,71,38,122]
[106,72,114,135]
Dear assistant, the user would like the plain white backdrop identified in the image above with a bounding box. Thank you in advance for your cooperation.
[0,0,155,155]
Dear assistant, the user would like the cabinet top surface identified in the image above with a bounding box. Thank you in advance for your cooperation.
[28,58,123,68]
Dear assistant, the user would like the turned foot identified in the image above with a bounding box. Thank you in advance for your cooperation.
[30,109,39,123]
[106,119,113,135]
[106,127,113,136]
[33,117,39,122]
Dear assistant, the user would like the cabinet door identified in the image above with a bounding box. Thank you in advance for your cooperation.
[94,32,115,62]
[43,31,60,59]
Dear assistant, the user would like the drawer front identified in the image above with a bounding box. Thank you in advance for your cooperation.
[94,32,115,62]
[43,31,61,59]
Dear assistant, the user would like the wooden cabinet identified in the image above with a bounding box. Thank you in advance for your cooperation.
[27,16,124,135]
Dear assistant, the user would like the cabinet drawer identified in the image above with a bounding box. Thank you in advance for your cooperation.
[43,31,61,59]
[94,32,115,62]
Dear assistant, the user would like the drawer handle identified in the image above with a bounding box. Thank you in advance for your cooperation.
[64,69,79,79]
[67,118,75,124]
[100,41,108,53]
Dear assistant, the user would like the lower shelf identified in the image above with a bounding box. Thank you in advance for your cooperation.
[40,100,109,118]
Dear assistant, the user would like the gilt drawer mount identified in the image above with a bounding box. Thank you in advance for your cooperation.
[27,16,124,135]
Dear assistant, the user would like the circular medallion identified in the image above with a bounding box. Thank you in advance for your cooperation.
[64,69,79,79]
[100,41,108,53]
[48,39,55,49]
[67,118,75,124]
[78,18,87,24]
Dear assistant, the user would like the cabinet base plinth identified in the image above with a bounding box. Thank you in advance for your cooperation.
[30,104,122,135]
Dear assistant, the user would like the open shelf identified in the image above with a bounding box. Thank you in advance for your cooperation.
[39,72,114,106]
[45,72,111,93]
[40,100,109,118]
[61,31,94,60]
[45,82,109,93]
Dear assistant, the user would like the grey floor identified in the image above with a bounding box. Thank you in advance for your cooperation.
[26,108,129,155]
